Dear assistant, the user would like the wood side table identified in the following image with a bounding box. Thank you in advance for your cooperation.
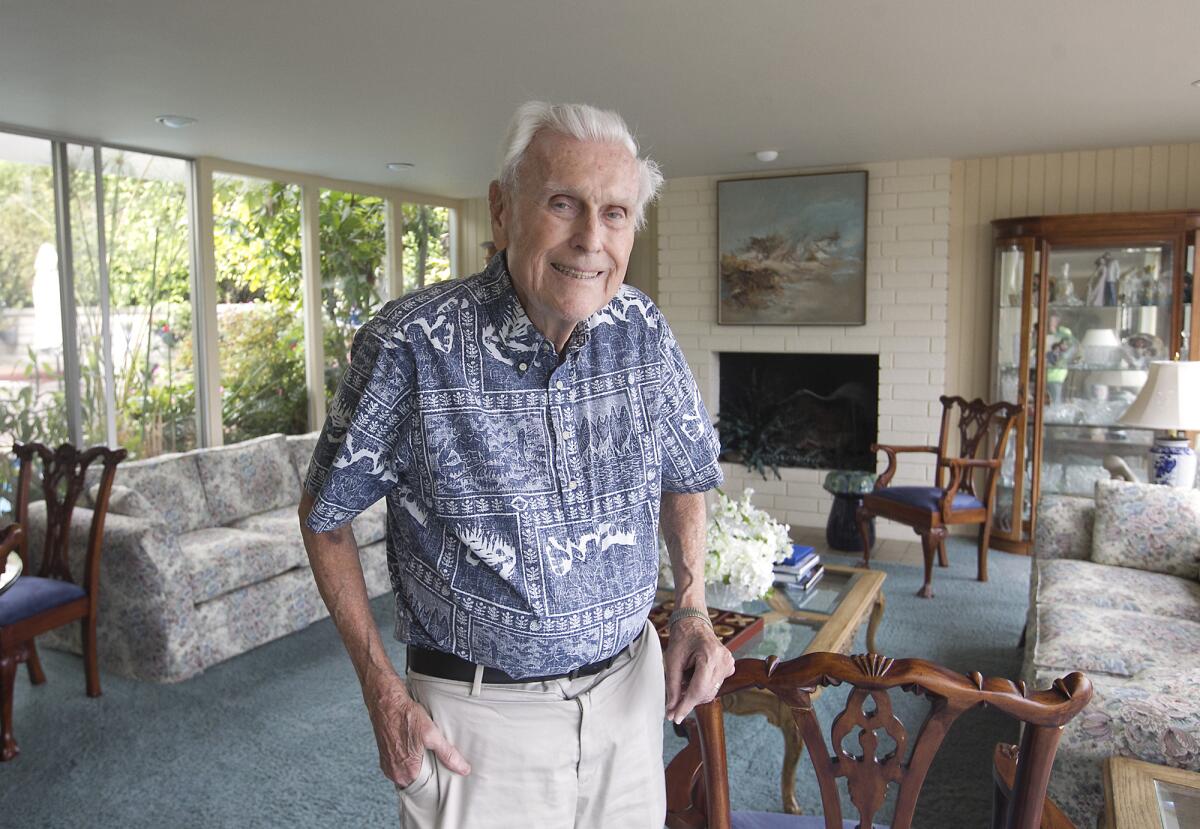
[1103,756,1200,829]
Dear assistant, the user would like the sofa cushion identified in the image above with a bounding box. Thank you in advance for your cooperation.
[113,451,211,533]
[1091,479,1200,579]
[1032,602,1200,678]
[231,499,386,548]
[179,527,307,604]
[285,431,320,486]
[1037,558,1200,623]
[228,506,302,540]
[195,434,301,525]
[88,484,157,522]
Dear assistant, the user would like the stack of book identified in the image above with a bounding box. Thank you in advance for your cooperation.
[773,544,824,593]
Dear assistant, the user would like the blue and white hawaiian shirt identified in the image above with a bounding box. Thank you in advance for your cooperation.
[304,254,722,679]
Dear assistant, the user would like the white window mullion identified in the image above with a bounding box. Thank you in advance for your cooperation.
[92,145,117,448]
[190,159,222,447]
[384,197,403,300]
[51,141,82,447]
[300,185,325,431]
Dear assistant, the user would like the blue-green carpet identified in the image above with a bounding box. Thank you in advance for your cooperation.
[5,539,1030,827]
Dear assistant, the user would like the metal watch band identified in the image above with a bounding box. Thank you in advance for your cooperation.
[668,606,713,628]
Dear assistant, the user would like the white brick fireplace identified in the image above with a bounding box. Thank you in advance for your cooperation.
[655,160,953,540]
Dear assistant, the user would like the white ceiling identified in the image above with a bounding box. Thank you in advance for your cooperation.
[2,0,1199,200]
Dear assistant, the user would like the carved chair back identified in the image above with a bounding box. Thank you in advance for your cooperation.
[669,651,1091,829]
[12,442,126,595]
[933,395,1021,503]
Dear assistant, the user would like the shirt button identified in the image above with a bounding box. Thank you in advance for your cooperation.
[569,481,579,490]
[556,380,565,390]
[518,362,528,371]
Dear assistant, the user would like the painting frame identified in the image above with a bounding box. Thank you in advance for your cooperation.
[717,170,868,326]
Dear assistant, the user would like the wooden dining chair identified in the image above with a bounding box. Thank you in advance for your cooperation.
[0,442,125,761]
[665,651,1091,829]
[856,395,1021,598]
[992,743,1078,829]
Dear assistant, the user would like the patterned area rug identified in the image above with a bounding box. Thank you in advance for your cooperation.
[7,539,1029,827]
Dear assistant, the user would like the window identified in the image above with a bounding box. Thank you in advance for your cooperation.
[0,133,61,518]
[104,149,196,455]
[319,188,387,403]
[212,174,307,443]
[402,204,452,291]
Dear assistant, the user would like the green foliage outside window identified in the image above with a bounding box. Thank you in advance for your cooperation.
[1,159,452,515]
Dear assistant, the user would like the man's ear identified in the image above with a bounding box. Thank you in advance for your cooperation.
[488,180,508,250]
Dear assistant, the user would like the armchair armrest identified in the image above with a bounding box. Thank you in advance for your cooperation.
[873,444,939,488]
[24,502,203,682]
[940,457,1002,515]
[1033,495,1094,561]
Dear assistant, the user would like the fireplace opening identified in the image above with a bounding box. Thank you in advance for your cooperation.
[716,352,879,473]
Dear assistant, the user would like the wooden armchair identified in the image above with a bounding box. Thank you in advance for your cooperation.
[0,442,125,761]
[856,395,1021,598]
[665,651,1091,829]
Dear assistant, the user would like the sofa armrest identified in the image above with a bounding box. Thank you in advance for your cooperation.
[25,501,203,682]
[1034,494,1094,561]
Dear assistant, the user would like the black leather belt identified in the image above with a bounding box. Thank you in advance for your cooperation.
[407,629,642,685]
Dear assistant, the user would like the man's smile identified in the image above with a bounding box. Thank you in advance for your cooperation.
[551,262,605,279]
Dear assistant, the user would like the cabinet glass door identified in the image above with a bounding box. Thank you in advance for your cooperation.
[1185,240,1194,359]
[1039,242,1173,495]
[993,240,1034,540]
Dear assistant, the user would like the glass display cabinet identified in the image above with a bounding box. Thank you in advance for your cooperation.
[991,212,1200,554]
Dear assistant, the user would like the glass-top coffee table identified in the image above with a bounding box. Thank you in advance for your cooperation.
[659,562,886,814]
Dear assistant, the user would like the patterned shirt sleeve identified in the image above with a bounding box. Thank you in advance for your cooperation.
[656,320,724,493]
[304,314,413,533]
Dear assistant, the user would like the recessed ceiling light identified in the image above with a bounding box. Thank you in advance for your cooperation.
[755,149,779,163]
[386,162,415,171]
[155,114,197,128]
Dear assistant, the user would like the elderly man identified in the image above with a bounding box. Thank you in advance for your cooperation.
[299,101,732,828]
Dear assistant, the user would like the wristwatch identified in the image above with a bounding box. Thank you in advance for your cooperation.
[668,606,713,629]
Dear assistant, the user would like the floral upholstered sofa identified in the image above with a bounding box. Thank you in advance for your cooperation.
[1024,479,1200,827]
[25,432,391,682]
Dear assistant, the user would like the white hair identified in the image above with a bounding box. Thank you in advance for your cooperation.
[498,101,663,230]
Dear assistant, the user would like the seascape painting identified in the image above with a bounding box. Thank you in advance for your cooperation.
[718,171,867,325]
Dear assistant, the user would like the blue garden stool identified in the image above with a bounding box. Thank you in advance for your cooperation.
[822,470,877,553]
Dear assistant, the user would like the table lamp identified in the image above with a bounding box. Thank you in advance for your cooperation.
[1117,361,1200,487]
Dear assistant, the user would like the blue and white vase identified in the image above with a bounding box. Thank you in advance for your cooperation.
[1150,438,1198,488]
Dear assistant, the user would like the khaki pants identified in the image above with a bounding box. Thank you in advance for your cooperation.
[398,622,666,829]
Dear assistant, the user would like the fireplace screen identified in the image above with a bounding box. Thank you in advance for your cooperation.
[716,352,879,474]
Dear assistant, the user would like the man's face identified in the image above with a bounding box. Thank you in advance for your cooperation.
[489,130,640,349]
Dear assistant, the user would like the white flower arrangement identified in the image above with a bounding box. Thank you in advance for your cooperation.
[659,488,793,603]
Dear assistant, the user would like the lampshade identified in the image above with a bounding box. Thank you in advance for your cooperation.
[1118,361,1200,431]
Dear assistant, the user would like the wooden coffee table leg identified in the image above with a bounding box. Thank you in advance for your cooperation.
[867,593,885,654]
[781,705,805,814]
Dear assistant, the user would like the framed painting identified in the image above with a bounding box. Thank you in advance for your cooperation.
[717,170,868,325]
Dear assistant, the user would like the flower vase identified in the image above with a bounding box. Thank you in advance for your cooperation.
[705,581,746,612]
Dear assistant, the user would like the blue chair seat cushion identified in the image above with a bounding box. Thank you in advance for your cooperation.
[870,485,984,513]
[0,576,86,627]
[732,811,886,829]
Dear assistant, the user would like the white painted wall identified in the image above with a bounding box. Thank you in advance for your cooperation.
[655,161,952,539]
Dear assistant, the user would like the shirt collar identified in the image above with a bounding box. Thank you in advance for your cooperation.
[480,252,595,367]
